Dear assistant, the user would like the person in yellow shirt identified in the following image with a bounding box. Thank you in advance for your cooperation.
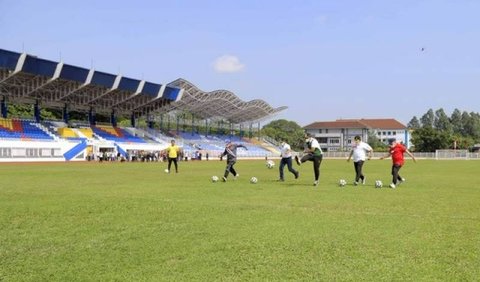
[165,139,180,173]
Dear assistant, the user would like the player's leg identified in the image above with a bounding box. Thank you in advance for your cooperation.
[229,160,237,176]
[353,161,360,184]
[391,165,401,187]
[279,158,286,181]
[357,160,365,184]
[301,153,313,163]
[223,161,233,180]
[294,155,301,165]
[312,155,323,186]
[173,158,178,173]
[396,165,404,183]
[286,157,297,177]
[167,158,173,172]
[230,166,237,177]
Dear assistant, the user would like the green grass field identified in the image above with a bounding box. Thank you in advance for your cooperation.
[1,159,479,281]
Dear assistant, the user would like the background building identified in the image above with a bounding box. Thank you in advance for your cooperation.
[304,118,410,151]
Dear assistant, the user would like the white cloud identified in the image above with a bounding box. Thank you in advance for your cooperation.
[212,55,245,73]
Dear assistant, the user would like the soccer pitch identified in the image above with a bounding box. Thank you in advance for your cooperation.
[1,159,479,281]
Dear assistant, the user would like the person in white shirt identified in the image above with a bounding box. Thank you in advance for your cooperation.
[278,140,299,181]
[347,135,373,185]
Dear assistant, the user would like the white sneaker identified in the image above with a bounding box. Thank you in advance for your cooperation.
[313,180,319,186]
[362,177,366,185]
[354,181,358,186]
[234,174,239,180]
[389,183,396,189]
[222,177,227,182]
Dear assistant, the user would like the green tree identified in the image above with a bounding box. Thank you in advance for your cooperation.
[434,108,452,133]
[452,135,475,150]
[261,119,304,150]
[7,104,34,119]
[463,112,480,140]
[118,118,138,128]
[420,108,435,128]
[460,111,471,136]
[7,104,58,120]
[404,108,480,151]
[450,108,463,135]
[411,127,453,152]
[367,131,387,151]
[407,116,421,129]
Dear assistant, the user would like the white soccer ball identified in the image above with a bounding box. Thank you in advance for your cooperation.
[375,180,383,188]
[211,175,219,182]
[338,179,347,187]
[164,168,169,173]
[266,160,275,169]
[250,177,258,184]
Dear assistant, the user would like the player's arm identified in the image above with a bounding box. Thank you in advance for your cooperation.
[379,152,391,160]
[405,149,416,163]
[220,149,227,158]
[347,150,353,162]
[367,149,373,160]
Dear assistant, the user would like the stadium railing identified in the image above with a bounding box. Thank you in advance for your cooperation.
[317,151,479,160]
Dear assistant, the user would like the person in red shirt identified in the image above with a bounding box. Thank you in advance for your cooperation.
[380,138,416,188]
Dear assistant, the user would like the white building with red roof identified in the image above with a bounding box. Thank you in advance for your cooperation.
[303,118,410,151]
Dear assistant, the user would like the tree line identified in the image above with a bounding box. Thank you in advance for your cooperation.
[408,108,480,152]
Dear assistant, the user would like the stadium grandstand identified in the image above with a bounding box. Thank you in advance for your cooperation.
[0,48,286,162]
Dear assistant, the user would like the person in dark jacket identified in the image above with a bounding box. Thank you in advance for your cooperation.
[220,139,247,182]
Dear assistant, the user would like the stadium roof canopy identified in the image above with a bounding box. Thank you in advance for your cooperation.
[165,78,287,124]
[0,48,182,118]
[0,48,285,124]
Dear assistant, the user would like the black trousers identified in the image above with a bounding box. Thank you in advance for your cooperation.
[391,164,403,184]
[300,154,323,181]
[168,157,178,172]
[353,160,365,182]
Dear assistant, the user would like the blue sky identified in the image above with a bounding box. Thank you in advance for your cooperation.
[1,0,479,126]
